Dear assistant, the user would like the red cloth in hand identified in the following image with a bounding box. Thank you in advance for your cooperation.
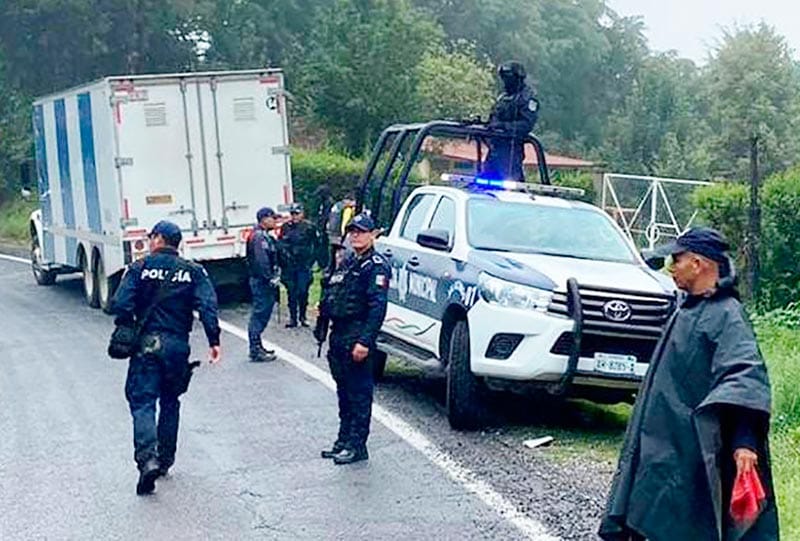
[730,469,767,527]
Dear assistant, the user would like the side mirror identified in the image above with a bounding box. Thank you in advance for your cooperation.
[417,228,450,251]
[641,249,665,271]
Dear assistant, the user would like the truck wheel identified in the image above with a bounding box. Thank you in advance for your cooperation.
[30,237,56,286]
[95,255,119,313]
[446,319,486,430]
[372,350,388,381]
[81,252,99,308]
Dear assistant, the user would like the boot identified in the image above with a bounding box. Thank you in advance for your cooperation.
[333,447,369,465]
[136,458,161,495]
[320,442,347,459]
[249,349,277,363]
[299,318,310,328]
[285,320,298,329]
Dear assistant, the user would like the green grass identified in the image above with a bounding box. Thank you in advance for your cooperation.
[753,315,800,538]
[0,197,36,244]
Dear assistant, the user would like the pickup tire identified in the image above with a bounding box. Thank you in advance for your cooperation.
[446,319,485,430]
[30,236,56,286]
[372,350,388,381]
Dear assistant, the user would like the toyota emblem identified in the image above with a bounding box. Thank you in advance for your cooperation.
[603,300,632,322]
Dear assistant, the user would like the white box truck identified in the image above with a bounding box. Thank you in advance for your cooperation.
[27,69,292,309]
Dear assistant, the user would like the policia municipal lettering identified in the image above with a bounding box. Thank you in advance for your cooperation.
[110,220,221,496]
[315,213,390,465]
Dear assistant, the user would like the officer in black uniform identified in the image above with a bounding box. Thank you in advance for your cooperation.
[111,220,221,495]
[279,203,322,328]
[246,207,280,362]
[484,61,540,181]
[317,213,390,465]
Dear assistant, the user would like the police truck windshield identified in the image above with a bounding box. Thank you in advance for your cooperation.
[467,199,637,263]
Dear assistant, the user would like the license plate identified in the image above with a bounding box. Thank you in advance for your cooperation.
[594,353,637,375]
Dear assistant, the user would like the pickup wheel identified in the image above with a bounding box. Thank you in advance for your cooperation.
[30,235,56,286]
[372,350,388,381]
[446,319,485,430]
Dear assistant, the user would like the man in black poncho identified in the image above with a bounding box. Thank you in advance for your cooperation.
[599,227,779,541]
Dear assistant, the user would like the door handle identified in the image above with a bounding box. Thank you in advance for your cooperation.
[407,256,420,267]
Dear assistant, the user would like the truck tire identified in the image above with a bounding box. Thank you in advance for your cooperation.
[95,255,119,313]
[446,319,485,430]
[30,237,56,286]
[372,350,388,381]
[81,252,99,308]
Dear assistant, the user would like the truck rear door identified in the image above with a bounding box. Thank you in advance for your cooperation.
[111,71,291,240]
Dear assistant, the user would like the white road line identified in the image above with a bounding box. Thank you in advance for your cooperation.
[218,319,559,541]
[0,252,558,541]
[0,253,29,264]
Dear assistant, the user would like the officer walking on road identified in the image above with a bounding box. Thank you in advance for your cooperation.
[247,207,281,362]
[317,213,390,465]
[279,203,322,328]
[111,220,221,495]
[484,61,540,182]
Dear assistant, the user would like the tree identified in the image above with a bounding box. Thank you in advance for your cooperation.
[705,24,800,297]
[295,0,443,155]
[415,43,495,121]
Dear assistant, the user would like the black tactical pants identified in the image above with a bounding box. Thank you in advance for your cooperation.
[125,335,191,471]
[327,331,374,451]
[283,267,312,323]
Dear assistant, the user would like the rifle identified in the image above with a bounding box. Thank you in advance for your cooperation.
[314,315,330,358]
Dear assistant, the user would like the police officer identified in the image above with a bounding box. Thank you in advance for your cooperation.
[111,220,221,495]
[318,213,390,465]
[484,61,540,181]
[247,207,281,362]
[279,203,322,328]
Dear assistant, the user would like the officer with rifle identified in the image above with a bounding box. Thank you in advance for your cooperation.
[484,61,540,181]
[314,214,390,465]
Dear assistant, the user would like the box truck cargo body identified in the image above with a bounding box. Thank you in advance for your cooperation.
[28,69,292,309]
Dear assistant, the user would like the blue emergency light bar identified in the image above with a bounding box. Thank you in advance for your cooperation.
[440,173,585,199]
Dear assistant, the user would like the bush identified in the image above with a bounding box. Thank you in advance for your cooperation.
[693,169,800,307]
[551,171,596,204]
[290,148,366,207]
[0,197,37,243]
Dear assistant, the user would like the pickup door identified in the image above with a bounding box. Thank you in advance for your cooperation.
[378,192,459,354]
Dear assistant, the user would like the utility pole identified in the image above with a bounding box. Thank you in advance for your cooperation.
[747,134,761,300]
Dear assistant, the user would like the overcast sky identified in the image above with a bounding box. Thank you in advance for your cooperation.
[607,0,800,64]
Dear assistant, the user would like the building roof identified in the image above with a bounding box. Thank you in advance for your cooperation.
[428,140,596,170]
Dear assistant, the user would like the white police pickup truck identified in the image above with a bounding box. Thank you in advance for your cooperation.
[373,176,676,429]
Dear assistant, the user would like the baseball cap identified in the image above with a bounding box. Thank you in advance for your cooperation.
[149,220,182,247]
[653,227,730,264]
[345,212,376,232]
[256,207,276,221]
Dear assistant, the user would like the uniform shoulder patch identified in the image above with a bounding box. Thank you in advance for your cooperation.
[375,274,389,289]
[372,255,383,265]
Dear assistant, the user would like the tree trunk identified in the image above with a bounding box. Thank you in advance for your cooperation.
[747,134,761,300]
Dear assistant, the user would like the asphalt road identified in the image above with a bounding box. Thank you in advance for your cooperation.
[0,256,563,541]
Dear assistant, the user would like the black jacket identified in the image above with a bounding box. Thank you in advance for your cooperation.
[111,247,220,347]
[246,226,279,281]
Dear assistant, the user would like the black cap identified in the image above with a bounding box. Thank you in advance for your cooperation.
[290,203,304,214]
[345,212,376,232]
[256,207,276,221]
[149,220,182,247]
[653,227,730,264]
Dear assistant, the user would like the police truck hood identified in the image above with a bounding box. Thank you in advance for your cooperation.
[471,250,673,294]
